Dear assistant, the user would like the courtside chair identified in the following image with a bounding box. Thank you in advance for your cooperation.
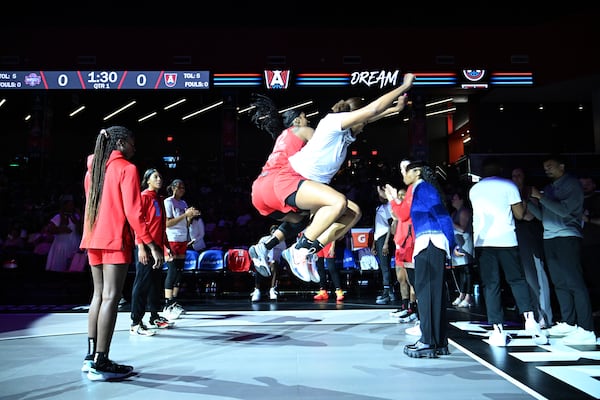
[196,249,225,296]
[223,248,254,296]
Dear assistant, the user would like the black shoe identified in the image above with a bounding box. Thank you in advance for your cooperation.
[87,359,134,381]
[404,341,438,358]
[376,290,391,305]
[436,345,450,356]
[389,291,397,302]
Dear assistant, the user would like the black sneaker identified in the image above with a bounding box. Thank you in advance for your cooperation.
[87,359,134,381]
[404,341,438,358]
[376,293,390,305]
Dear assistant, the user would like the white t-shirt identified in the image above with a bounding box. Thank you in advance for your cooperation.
[373,202,392,240]
[164,196,189,242]
[288,112,356,184]
[469,176,522,247]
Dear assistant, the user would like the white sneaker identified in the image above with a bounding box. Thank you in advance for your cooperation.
[171,302,186,315]
[546,322,578,337]
[162,304,182,321]
[525,318,549,345]
[250,242,271,277]
[81,356,94,372]
[488,329,510,347]
[307,253,320,283]
[250,288,261,302]
[398,312,418,323]
[269,287,278,300]
[561,327,597,345]
[390,309,409,318]
[282,246,312,282]
[130,323,155,336]
[405,321,421,336]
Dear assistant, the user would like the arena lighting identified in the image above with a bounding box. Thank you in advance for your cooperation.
[425,107,456,117]
[279,100,313,113]
[24,114,31,121]
[138,111,157,122]
[182,100,224,121]
[0,98,6,107]
[462,136,472,144]
[69,105,85,117]
[237,100,314,115]
[425,98,453,107]
[164,98,187,110]
[237,105,255,114]
[103,100,137,121]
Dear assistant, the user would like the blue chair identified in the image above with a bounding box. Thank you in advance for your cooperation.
[197,249,225,295]
[183,249,200,273]
[197,249,225,272]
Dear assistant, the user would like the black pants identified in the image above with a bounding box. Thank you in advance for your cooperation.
[375,234,395,288]
[544,237,593,331]
[414,242,447,347]
[130,257,163,324]
[476,246,533,325]
[316,256,342,290]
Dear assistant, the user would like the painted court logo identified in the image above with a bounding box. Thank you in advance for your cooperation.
[264,70,290,89]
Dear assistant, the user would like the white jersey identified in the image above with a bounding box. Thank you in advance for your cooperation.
[288,112,356,183]
[164,196,189,242]
[469,176,522,247]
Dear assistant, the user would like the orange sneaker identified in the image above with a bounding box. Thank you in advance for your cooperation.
[313,289,329,301]
[335,289,345,302]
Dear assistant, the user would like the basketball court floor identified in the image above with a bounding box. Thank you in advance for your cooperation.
[1,294,598,400]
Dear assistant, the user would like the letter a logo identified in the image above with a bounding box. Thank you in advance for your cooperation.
[264,70,290,89]
[164,73,177,87]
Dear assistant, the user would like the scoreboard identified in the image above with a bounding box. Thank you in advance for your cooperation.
[0,71,210,90]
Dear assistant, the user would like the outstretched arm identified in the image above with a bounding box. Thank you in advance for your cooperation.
[340,72,415,130]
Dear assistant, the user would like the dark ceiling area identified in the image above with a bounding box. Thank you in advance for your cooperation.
[1,4,599,179]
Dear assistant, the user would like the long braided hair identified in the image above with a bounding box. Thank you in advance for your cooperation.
[248,93,300,139]
[85,126,134,231]
[406,160,449,209]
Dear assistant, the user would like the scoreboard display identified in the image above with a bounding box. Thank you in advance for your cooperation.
[0,71,210,90]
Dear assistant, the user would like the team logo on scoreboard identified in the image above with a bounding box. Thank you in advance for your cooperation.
[164,73,178,87]
[24,73,42,87]
[462,69,486,81]
[264,70,290,89]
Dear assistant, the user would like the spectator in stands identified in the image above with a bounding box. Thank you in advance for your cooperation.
[45,194,82,272]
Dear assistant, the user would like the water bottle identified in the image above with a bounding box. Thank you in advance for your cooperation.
[473,284,480,297]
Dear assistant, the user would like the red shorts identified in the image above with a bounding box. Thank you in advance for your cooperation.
[251,167,304,217]
[316,242,334,258]
[87,248,132,266]
[168,241,188,257]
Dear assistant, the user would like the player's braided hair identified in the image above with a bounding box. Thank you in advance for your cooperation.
[249,93,285,140]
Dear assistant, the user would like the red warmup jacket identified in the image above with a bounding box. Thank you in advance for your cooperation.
[80,151,153,251]
[136,188,168,248]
